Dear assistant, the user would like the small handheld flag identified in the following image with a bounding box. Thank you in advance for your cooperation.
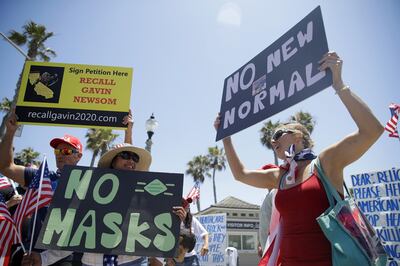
[186,181,200,202]
[384,103,400,139]
[0,194,15,266]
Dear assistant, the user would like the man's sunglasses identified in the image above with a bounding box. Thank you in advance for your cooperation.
[117,151,140,162]
[272,129,295,141]
[54,148,79,155]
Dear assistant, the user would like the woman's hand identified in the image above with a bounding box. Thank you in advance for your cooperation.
[123,109,133,144]
[319,51,344,91]
[200,244,209,256]
[172,206,187,222]
[6,194,22,208]
[122,109,134,127]
[214,113,221,131]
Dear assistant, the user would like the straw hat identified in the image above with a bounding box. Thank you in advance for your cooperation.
[97,143,152,171]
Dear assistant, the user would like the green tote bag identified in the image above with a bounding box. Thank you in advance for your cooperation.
[314,158,388,266]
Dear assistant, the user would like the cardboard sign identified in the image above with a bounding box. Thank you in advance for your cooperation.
[196,214,227,266]
[15,62,132,129]
[216,6,331,141]
[351,167,400,264]
[36,166,183,258]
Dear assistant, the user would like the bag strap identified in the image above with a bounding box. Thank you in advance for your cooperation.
[312,157,343,207]
[343,181,352,198]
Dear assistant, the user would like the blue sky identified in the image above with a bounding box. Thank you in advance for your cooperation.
[0,0,399,212]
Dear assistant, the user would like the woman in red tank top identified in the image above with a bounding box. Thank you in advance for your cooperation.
[214,52,383,266]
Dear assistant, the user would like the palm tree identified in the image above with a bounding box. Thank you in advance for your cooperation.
[260,120,281,165]
[185,155,211,212]
[0,97,12,138]
[207,146,226,204]
[290,111,316,134]
[0,97,12,113]
[0,21,56,139]
[85,129,119,167]
[8,21,56,62]
[15,147,40,166]
[86,129,101,167]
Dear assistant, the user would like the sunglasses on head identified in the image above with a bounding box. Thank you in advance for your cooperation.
[272,129,295,141]
[54,148,79,155]
[117,151,140,162]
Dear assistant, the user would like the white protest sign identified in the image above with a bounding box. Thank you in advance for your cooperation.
[196,213,227,266]
[351,167,400,265]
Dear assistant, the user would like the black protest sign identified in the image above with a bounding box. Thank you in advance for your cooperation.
[216,6,331,141]
[35,166,183,258]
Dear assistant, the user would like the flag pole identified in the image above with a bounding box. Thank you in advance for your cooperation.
[28,156,47,254]
[8,178,19,196]
[12,224,26,253]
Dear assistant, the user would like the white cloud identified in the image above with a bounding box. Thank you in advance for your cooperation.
[217,2,242,27]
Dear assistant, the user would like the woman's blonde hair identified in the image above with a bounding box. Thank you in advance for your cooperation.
[275,122,314,148]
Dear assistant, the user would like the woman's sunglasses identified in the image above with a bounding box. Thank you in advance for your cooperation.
[117,151,140,162]
[272,129,294,141]
[54,148,79,155]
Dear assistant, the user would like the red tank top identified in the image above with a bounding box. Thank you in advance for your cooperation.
[275,173,332,266]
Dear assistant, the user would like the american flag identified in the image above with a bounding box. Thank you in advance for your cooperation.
[186,181,200,201]
[0,176,11,190]
[0,194,15,266]
[385,103,400,139]
[12,159,53,243]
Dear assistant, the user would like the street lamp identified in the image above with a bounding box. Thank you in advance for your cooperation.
[0,31,30,138]
[0,32,31,60]
[145,113,158,153]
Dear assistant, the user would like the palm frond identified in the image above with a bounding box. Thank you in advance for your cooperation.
[8,31,27,45]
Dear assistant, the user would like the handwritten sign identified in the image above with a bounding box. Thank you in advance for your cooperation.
[216,6,331,141]
[196,214,227,266]
[15,61,133,129]
[351,167,400,265]
[36,166,183,258]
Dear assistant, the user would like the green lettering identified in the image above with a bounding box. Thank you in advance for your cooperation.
[101,212,122,248]
[42,208,76,246]
[69,210,96,249]
[93,173,119,204]
[153,213,175,251]
[65,169,93,200]
[125,213,151,252]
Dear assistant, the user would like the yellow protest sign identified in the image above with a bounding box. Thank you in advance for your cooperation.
[15,61,133,129]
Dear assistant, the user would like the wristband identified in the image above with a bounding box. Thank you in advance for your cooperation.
[335,85,350,95]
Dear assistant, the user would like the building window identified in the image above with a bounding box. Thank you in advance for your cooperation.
[249,213,254,217]
[228,235,242,250]
[228,234,257,251]
[242,235,256,250]
[232,213,238,216]
[241,213,246,217]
